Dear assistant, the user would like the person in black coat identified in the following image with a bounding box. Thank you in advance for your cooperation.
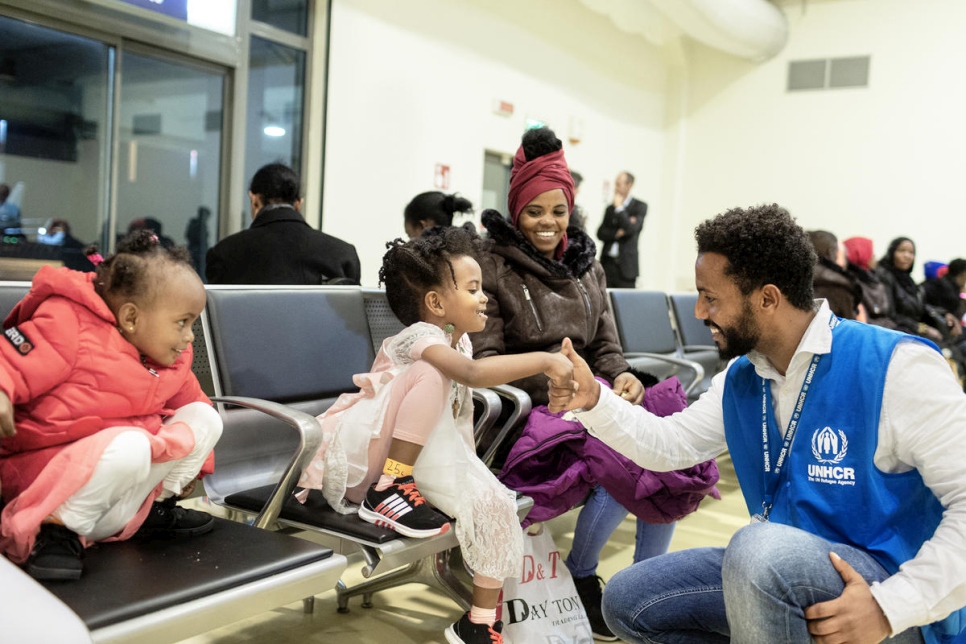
[923,258,966,322]
[597,171,646,288]
[876,236,950,343]
[808,230,863,320]
[205,163,361,285]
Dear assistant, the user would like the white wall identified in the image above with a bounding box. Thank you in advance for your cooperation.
[668,0,966,289]
[321,0,670,286]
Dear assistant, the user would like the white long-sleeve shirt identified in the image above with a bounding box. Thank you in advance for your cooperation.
[575,300,966,635]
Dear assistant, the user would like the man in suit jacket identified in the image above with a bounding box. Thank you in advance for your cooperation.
[597,171,646,288]
[205,163,361,285]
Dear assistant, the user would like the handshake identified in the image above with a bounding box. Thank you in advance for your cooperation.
[546,338,633,413]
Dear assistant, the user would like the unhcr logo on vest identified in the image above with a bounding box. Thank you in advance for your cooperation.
[811,427,848,464]
[808,427,855,486]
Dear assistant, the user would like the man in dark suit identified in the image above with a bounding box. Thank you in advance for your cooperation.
[206,163,361,285]
[597,171,646,288]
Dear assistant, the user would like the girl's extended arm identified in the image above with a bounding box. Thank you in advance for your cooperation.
[421,342,573,389]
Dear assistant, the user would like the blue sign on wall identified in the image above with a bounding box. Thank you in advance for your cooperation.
[118,0,188,21]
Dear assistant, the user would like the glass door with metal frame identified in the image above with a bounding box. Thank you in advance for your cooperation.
[0,14,113,278]
[115,49,226,278]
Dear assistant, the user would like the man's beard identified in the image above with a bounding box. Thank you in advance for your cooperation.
[708,301,760,361]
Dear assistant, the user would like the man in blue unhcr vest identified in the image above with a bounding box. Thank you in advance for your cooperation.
[549,204,966,644]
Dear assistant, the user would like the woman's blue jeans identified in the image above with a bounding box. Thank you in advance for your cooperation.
[565,485,676,579]
[601,521,925,643]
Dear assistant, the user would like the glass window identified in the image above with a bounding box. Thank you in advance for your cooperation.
[116,52,225,278]
[251,0,308,36]
[244,36,305,213]
[0,15,112,276]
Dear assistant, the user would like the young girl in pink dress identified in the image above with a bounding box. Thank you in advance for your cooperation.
[0,230,222,580]
[298,227,573,644]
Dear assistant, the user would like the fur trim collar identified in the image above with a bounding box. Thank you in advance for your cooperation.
[481,209,597,278]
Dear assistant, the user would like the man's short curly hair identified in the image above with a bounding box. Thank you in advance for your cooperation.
[694,204,816,311]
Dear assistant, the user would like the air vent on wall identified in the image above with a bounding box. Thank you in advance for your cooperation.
[787,56,870,91]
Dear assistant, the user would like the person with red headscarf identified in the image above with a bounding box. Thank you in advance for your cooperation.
[843,236,897,330]
[470,127,718,641]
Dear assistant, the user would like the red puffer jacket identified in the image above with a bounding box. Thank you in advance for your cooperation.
[0,266,211,500]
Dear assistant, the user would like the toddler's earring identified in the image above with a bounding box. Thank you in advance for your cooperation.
[442,323,455,334]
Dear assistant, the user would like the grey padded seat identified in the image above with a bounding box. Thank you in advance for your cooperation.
[608,289,705,397]
[201,285,532,613]
[0,280,346,643]
[668,292,725,401]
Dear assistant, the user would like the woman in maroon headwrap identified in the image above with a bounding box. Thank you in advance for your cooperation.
[842,236,897,330]
[469,127,718,641]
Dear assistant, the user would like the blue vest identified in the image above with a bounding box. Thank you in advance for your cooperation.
[723,319,963,642]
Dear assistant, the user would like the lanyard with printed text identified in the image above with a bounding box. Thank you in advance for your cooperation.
[752,313,837,523]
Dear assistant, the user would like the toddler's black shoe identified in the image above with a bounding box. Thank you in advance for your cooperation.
[573,574,619,641]
[25,523,84,581]
[444,612,503,644]
[134,496,214,539]
[358,475,451,539]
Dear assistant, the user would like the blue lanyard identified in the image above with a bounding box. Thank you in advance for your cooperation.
[752,313,836,523]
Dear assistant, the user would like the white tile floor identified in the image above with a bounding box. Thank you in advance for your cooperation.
[179,456,747,643]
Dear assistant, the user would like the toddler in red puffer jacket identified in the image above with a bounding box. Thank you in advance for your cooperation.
[0,229,221,580]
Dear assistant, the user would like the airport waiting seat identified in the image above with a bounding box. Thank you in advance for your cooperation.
[200,285,532,613]
[0,280,30,318]
[608,289,704,397]
[0,281,347,644]
[668,292,725,401]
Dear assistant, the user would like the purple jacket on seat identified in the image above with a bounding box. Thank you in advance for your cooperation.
[499,376,720,528]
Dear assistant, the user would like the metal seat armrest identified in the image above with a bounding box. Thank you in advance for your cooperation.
[622,353,705,396]
[210,396,324,529]
[472,388,503,447]
[478,384,532,468]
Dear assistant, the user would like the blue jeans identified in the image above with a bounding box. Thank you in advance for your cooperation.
[565,485,676,579]
[602,522,925,643]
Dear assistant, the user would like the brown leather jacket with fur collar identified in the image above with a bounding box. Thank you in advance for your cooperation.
[469,210,631,406]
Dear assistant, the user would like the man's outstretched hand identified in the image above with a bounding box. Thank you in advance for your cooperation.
[548,338,601,413]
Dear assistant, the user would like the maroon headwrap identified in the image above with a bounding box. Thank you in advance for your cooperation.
[507,145,575,259]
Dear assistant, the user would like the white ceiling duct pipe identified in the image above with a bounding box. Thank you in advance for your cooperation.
[579,0,788,62]
[650,0,788,61]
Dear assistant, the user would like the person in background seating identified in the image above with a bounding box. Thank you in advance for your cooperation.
[38,218,95,272]
[922,258,966,327]
[0,184,22,232]
[0,230,222,581]
[808,229,864,320]
[568,170,587,230]
[876,236,949,343]
[403,191,474,239]
[552,204,966,644]
[843,236,896,330]
[206,163,361,285]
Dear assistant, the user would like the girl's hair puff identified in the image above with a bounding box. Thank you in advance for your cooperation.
[88,229,195,307]
[379,226,480,325]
